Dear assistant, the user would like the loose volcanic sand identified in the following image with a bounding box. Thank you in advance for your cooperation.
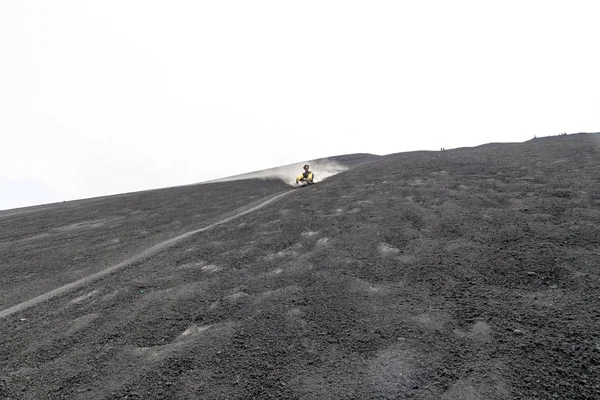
[1,135,599,399]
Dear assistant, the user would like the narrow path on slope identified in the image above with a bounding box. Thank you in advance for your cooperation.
[0,189,296,319]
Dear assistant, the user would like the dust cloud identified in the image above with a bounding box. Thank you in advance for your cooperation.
[208,160,349,186]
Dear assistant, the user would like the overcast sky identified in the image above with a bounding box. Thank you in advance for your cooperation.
[1,1,598,210]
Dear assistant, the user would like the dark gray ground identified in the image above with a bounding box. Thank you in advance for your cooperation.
[0,179,292,309]
[1,136,599,399]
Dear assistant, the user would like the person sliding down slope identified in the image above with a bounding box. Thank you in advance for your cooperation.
[296,164,315,185]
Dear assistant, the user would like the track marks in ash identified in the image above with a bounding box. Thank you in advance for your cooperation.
[0,190,294,319]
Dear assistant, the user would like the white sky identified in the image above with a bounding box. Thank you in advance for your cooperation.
[1,1,598,210]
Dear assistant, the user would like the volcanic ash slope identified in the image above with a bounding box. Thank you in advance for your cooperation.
[1,133,599,399]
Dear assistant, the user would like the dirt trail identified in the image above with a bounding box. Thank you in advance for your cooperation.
[0,190,295,319]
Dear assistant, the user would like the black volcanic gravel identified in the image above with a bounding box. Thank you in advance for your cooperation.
[0,179,290,309]
[1,135,599,399]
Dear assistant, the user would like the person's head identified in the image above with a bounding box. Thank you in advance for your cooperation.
[303,164,310,171]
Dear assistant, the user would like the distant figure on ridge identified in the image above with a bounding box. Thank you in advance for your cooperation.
[296,164,315,185]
